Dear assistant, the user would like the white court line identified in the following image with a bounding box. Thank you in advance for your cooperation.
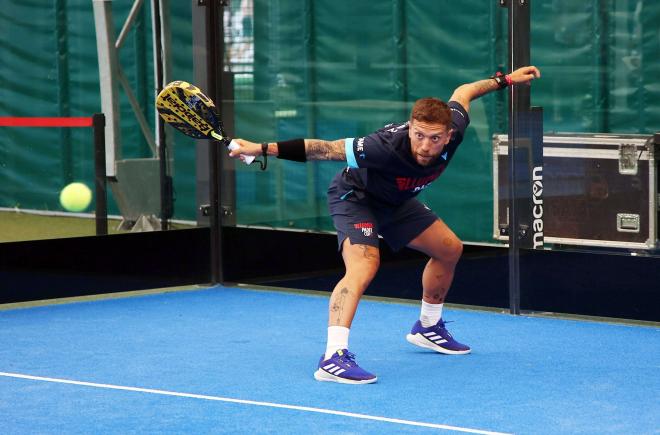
[0,371,512,435]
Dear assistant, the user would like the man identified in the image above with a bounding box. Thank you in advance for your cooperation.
[229,66,541,384]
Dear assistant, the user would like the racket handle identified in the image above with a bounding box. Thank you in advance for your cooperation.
[227,140,256,165]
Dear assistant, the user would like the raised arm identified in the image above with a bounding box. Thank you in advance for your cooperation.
[449,66,541,112]
[229,138,347,162]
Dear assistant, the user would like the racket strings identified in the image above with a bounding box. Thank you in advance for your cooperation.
[157,81,265,169]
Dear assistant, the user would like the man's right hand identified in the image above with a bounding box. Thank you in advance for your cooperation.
[228,138,264,161]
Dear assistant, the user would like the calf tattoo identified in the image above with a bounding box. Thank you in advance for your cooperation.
[331,287,350,323]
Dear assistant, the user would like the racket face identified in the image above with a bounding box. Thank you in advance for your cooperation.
[156,81,224,140]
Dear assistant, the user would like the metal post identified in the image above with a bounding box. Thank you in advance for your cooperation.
[193,0,223,284]
[92,0,121,178]
[393,0,408,119]
[506,0,531,315]
[93,113,108,236]
[116,0,145,49]
[152,0,172,229]
[302,0,321,224]
[219,69,237,227]
[55,0,72,185]
[210,0,225,284]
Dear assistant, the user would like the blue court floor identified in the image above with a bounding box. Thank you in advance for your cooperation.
[0,286,658,434]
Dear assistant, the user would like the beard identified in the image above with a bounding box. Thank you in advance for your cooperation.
[414,152,437,166]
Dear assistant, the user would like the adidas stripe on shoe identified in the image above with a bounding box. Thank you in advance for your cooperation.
[406,319,471,355]
[314,349,377,384]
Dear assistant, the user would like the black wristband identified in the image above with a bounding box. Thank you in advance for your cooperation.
[491,72,509,89]
[276,138,306,162]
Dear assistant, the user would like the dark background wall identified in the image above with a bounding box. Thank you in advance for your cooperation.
[1,227,657,321]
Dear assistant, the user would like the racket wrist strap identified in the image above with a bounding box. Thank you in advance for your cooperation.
[258,142,268,171]
[277,138,306,162]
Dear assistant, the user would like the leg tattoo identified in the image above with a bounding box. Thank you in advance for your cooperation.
[331,287,350,323]
[359,245,379,260]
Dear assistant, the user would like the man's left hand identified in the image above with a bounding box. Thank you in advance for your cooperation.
[509,66,541,85]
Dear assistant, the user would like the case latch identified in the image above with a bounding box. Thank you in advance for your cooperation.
[617,213,640,233]
[618,143,638,175]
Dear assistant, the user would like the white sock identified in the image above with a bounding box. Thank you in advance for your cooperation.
[325,326,350,360]
[420,301,443,327]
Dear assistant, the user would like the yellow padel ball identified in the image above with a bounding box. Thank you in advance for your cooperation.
[59,182,92,212]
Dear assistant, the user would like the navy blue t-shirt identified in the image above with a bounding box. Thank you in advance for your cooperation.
[329,100,470,207]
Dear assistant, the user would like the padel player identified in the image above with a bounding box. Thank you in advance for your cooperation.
[229,66,541,384]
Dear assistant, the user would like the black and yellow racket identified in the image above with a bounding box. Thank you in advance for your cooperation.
[155,80,255,165]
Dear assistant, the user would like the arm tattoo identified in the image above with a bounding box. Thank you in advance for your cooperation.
[450,78,499,112]
[305,139,346,161]
[470,79,499,98]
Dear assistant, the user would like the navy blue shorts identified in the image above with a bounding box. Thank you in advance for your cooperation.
[328,192,438,252]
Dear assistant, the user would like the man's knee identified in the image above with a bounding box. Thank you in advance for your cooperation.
[342,239,380,283]
[438,235,463,263]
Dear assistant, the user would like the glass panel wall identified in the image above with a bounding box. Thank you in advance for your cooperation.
[0,2,200,242]
[225,0,509,243]
[528,0,658,255]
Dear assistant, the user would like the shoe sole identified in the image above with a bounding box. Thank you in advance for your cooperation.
[314,369,377,384]
[406,333,471,355]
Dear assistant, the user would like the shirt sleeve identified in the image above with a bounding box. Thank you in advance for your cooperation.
[447,100,470,144]
[344,130,393,169]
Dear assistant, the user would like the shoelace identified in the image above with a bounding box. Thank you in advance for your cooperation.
[339,351,357,367]
[433,320,455,338]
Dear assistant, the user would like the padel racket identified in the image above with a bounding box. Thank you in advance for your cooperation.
[155,80,255,165]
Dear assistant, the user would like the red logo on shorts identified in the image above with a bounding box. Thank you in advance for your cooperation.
[353,222,374,237]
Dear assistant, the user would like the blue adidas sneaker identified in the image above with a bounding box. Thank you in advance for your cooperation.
[406,319,471,355]
[314,349,377,384]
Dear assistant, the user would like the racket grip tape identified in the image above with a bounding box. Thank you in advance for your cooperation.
[227,140,256,165]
